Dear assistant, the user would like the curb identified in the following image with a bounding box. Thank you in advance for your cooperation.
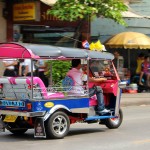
[120,93,150,107]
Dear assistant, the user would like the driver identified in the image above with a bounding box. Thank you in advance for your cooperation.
[88,67,110,114]
[67,59,110,115]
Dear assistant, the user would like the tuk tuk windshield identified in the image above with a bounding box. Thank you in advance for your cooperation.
[89,60,116,79]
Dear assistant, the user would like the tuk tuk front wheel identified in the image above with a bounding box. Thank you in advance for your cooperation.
[45,111,70,139]
[103,108,123,129]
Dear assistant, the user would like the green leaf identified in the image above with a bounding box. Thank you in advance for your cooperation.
[47,0,128,25]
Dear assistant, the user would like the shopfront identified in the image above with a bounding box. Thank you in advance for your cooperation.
[0,1,6,76]
[0,0,6,42]
[6,0,90,47]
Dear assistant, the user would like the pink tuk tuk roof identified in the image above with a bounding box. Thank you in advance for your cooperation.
[0,43,39,59]
[0,42,114,60]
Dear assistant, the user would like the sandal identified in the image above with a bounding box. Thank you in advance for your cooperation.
[139,82,143,86]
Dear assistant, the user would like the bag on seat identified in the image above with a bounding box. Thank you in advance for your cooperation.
[62,76,74,91]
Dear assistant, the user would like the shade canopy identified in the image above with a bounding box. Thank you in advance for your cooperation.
[40,0,57,6]
[0,43,114,60]
[104,32,150,49]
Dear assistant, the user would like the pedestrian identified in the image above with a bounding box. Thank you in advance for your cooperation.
[21,59,36,76]
[139,55,150,86]
[2,59,18,76]
[18,59,25,76]
[36,59,49,87]
[113,51,120,69]
[136,52,145,75]
[13,29,21,42]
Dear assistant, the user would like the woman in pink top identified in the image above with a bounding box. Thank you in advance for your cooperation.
[139,56,150,87]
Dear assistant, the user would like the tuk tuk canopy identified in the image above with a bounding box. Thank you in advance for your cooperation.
[0,43,114,60]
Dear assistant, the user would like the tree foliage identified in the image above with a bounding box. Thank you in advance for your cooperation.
[46,60,71,85]
[48,0,128,25]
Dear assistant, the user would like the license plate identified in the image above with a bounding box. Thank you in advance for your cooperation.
[3,115,18,123]
[0,100,25,107]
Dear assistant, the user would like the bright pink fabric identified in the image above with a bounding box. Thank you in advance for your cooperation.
[89,80,118,96]
[141,61,150,74]
[26,77,64,99]
[9,77,64,99]
[0,43,39,59]
[89,95,98,106]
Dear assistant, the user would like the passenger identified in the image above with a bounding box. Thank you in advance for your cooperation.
[136,52,145,75]
[2,59,18,77]
[36,59,49,87]
[66,59,110,114]
[20,59,36,76]
[139,55,150,86]
[67,59,84,94]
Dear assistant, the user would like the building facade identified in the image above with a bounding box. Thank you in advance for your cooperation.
[0,1,6,42]
[0,1,6,76]
[91,0,150,74]
[1,0,150,76]
[5,0,90,48]
[92,0,150,42]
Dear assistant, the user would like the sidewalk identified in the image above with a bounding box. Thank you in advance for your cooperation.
[121,93,150,107]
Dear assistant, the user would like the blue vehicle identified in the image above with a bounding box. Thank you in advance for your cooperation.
[0,43,126,139]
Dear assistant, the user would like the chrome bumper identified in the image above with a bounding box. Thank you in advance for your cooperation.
[0,110,46,117]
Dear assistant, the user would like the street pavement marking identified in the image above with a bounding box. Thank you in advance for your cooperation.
[134,139,150,144]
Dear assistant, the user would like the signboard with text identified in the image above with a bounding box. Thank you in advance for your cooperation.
[13,2,40,21]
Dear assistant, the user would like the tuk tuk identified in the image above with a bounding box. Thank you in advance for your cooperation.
[0,42,126,139]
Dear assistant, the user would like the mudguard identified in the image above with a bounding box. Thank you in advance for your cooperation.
[43,104,71,121]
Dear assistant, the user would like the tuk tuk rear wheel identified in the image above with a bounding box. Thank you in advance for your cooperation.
[45,111,70,139]
[104,108,123,129]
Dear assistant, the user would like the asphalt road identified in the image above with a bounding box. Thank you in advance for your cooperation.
[0,105,150,150]
[121,93,150,106]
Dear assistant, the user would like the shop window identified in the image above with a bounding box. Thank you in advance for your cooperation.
[20,25,77,47]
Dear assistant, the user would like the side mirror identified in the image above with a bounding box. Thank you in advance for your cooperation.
[119,81,127,89]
